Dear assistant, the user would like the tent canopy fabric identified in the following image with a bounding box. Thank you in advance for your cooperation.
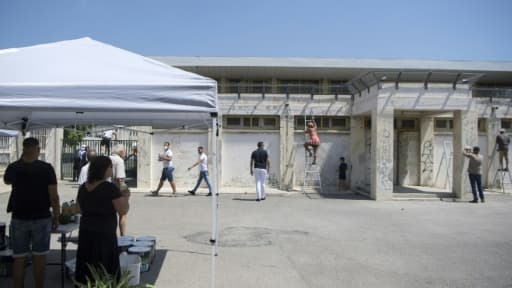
[0,37,218,130]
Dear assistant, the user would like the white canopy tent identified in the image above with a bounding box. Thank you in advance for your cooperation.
[0,38,220,286]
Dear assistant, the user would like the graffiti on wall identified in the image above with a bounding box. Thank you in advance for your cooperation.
[378,127,393,190]
[421,140,434,174]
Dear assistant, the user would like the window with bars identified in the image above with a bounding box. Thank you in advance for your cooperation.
[478,118,487,132]
[224,116,279,130]
[502,119,512,130]
[294,116,349,131]
[434,119,454,131]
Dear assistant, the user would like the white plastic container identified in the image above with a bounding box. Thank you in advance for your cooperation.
[119,253,141,286]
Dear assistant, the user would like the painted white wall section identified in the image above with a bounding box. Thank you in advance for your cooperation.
[397,131,420,186]
[420,117,435,186]
[293,133,350,188]
[151,131,208,190]
[221,132,280,188]
[350,117,369,194]
[433,134,453,190]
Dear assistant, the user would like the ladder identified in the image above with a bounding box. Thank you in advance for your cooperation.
[303,154,322,193]
[302,111,323,194]
[496,169,512,194]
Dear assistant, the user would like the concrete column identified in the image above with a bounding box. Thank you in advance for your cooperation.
[279,109,294,190]
[452,110,478,199]
[136,126,152,189]
[350,116,367,194]
[486,108,500,188]
[420,117,435,186]
[219,77,228,94]
[44,128,63,179]
[321,79,329,95]
[371,107,394,200]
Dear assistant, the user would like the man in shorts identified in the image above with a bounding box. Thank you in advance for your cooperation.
[4,137,60,288]
[151,141,177,196]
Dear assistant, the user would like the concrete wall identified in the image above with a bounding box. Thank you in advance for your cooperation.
[221,132,280,188]
[293,132,350,189]
[151,131,209,191]
[395,131,420,186]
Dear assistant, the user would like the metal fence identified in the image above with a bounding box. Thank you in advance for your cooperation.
[61,139,138,187]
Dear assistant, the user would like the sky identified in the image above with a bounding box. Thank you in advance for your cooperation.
[1,0,511,61]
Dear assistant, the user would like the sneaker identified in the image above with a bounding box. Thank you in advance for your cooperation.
[206,193,212,197]
[480,199,485,203]
[469,199,478,203]
[261,197,266,200]
[188,190,196,195]
[505,168,509,172]
[256,199,260,202]
[149,191,159,196]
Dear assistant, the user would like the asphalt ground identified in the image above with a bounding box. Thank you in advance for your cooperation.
[0,181,511,288]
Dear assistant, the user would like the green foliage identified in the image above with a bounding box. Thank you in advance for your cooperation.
[73,264,132,288]
[64,129,83,146]
[73,263,155,288]
[63,124,92,146]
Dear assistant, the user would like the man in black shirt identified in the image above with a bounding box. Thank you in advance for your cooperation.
[250,141,270,201]
[4,137,60,288]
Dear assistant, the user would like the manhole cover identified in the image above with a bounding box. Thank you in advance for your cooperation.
[185,226,276,247]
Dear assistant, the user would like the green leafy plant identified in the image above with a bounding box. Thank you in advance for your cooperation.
[73,263,155,288]
[63,129,83,147]
[73,264,132,288]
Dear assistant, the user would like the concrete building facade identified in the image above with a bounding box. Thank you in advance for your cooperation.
[2,58,512,200]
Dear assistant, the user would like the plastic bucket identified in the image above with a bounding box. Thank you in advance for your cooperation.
[133,240,155,263]
[117,240,133,254]
[119,253,141,286]
[128,246,151,272]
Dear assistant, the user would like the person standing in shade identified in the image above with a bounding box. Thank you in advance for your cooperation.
[496,128,510,171]
[110,144,130,236]
[337,157,348,192]
[4,137,60,288]
[250,141,270,201]
[74,156,129,285]
[78,149,97,185]
[463,146,485,203]
[151,141,177,196]
[188,146,213,196]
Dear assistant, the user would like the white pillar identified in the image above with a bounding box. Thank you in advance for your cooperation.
[350,116,368,194]
[453,110,478,199]
[279,109,294,190]
[420,117,435,186]
[136,126,152,189]
[371,107,394,200]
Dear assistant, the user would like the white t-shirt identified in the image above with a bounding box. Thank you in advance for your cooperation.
[110,154,126,180]
[161,149,173,168]
[103,130,114,139]
[199,153,208,172]
[78,163,90,185]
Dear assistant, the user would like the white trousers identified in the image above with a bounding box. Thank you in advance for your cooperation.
[254,168,267,200]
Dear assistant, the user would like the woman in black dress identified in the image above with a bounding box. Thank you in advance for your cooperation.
[74,156,129,285]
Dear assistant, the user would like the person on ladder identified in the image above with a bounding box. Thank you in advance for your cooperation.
[304,120,320,164]
[496,128,510,171]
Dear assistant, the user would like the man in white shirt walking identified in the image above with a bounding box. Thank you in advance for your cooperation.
[187,146,213,196]
[151,142,177,196]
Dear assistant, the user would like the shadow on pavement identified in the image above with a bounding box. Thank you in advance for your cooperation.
[139,249,167,286]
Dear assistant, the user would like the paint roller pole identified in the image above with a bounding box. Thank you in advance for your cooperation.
[210,113,219,288]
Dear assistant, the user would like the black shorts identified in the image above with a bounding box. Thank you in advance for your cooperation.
[101,137,110,146]
[338,173,346,180]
